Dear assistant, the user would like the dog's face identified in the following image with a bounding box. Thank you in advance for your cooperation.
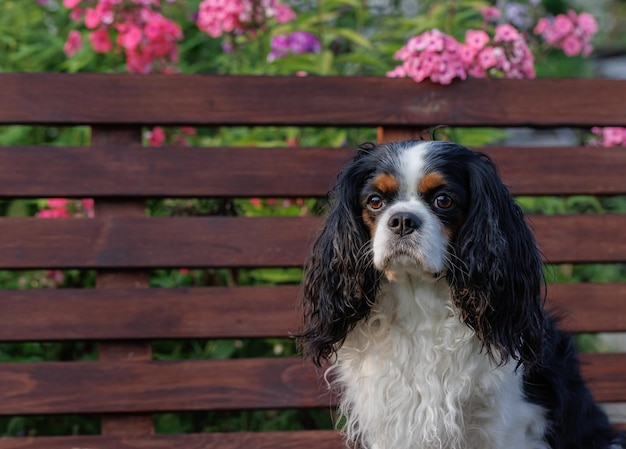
[359,143,469,279]
[300,140,544,367]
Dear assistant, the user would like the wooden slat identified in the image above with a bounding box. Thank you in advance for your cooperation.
[0,214,623,269]
[0,283,623,342]
[547,283,626,333]
[0,146,351,198]
[0,286,301,341]
[0,358,330,415]
[1,74,625,127]
[0,354,621,416]
[0,216,320,269]
[531,214,626,264]
[1,146,625,197]
[0,430,344,449]
[482,146,626,196]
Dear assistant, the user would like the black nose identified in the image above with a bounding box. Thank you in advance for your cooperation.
[388,212,421,236]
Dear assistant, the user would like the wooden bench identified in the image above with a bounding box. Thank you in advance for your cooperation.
[0,73,624,447]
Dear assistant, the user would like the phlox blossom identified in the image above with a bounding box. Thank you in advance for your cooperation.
[534,10,598,57]
[63,0,83,8]
[63,0,183,74]
[89,28,113,52]
[196,0,296,39]
[589,127,626,147]
[480,6,500,23]
[387,29,467,85]
[268,31,321,61]
[388,25,535,85]
[64,30,83,56]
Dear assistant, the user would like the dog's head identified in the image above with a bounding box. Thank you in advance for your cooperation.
[300,140,544,367]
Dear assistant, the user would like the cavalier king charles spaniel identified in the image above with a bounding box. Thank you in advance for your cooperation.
[299,140,624,449]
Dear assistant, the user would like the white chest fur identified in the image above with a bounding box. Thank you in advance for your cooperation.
[330,276,548,449]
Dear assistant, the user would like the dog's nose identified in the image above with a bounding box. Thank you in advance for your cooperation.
[388,212,421,236]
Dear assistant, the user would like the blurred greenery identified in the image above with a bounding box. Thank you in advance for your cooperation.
[0,0,624,438]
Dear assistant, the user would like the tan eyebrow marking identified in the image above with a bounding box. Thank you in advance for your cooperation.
[418,171,446,194]
[372,173,399,194]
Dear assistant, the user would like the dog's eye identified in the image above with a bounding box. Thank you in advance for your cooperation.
[367,195,385,210]
[434,194,453,209]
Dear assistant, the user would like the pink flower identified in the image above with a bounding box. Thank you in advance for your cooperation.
[494,24,521,42]
[89,28,113,52]
[480,6,501,22]
[465,30,489,50]
[561,35,583,56]
[274,4,296,23]
[534,10,598,57]
[47,198,69,209]
[577,12,598,36]
[147,126,166,146]
[84,7,101,29]
[590,127,626,147]
[478,46,498,70]
[116,23,143,50]
[552,14,574,38]
[63,30,83,56]
[63,0,82,7]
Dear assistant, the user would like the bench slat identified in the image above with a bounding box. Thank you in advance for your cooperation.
[0,354,621,415]
[0,283,623,342]
[1,146,625,197]
[1,75,625,127]
[0,430,344,449]
[0,215,623,269]
[0,358,329,415]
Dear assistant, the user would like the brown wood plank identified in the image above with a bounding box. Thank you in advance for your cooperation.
[1,74,625,127]
[91,125,155,436]
[0,358,330,415]
[0,283,623,342]
[0,430,343,449]
[0,286,302,341]
[547,283,626,333]
[0,354,621,415]
[0,146,351,198]
[0,216,321,269]
[1,146,625,197]
[531,214,626,264]
[0,214,623,269]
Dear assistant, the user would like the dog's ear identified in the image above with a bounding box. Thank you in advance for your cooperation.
[299,144,379,366]
[447,152,545,367]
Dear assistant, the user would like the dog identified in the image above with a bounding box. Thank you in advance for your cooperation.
[299,140,624,449]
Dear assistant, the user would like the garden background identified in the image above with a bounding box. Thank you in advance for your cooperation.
[0,0,625,437]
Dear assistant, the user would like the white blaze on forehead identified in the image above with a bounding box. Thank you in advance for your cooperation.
[395,141,432,199]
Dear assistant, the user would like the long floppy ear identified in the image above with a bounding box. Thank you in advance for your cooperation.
[447,152,545,367]
[298,145,379,366]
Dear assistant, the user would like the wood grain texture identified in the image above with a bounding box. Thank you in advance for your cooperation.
[0,358,330,414]
[0,283,623,343]
[0,430,343,449]
[0,214,623,269]
[0,354,621,416]
[1,74,625,126]
[1,146,625,197]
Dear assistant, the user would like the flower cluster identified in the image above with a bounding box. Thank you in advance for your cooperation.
[37,198,95,219]
[534,10,598,57]
[196,0,296,39]
[589,127,626,147]
[387,25,535,85]
[62,0,183,74]
[268,31,321,61]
